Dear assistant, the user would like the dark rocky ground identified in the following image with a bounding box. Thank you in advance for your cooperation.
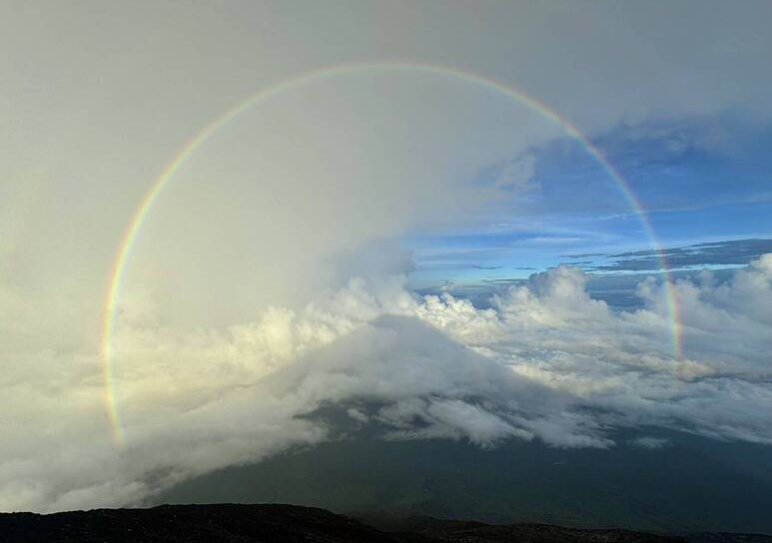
[0,504,406,543]
[1,504,770,543]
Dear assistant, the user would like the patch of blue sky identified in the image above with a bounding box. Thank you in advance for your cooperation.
[406,117,772,291]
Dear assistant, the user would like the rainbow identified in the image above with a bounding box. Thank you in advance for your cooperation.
[100,62,683,445]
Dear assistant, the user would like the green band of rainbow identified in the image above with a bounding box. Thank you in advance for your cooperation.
[101,62,682,445]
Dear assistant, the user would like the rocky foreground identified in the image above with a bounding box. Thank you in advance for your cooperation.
[0,503,768,543]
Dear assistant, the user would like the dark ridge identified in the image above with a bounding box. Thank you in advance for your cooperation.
[1,503,766,543]
[0,504,419,543]
[353,513,688,542]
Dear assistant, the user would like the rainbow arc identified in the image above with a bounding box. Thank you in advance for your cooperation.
[101,62,682,445]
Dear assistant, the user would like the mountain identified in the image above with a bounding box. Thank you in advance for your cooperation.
[0,503,737,543]
[0,504,419,543]
[158,414,772,534]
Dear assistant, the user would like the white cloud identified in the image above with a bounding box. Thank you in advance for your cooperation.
[2,257,772,512]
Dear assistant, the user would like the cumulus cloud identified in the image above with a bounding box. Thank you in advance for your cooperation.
[2,256,772,512]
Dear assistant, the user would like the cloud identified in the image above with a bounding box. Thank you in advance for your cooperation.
[608,238,772,270]
[489,154,538,193]
[564,238,772,272]
[629,437,671,449]
[2,257,772,512]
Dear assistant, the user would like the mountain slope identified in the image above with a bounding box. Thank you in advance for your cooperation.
[159,425,772,533]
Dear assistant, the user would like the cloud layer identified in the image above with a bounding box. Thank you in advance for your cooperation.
[2,256,772,512]
[578,238,772,272]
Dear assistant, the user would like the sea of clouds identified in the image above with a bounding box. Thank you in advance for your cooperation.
[2,255,771,512]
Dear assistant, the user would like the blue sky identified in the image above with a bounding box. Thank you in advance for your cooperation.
[408,118,772,290]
